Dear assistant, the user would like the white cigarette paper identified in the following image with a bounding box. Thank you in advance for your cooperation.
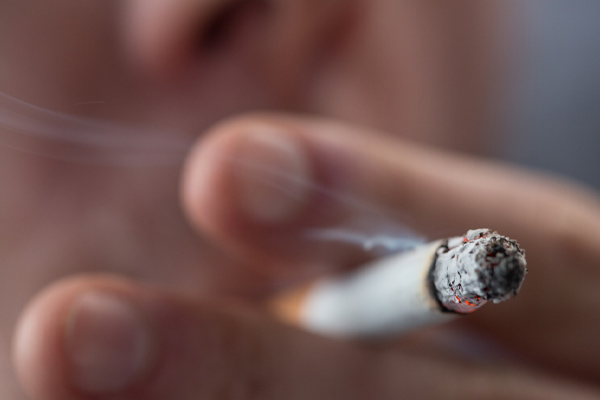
[270,229,527,338]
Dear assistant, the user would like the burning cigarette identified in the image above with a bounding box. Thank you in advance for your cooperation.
[269,229,527,338]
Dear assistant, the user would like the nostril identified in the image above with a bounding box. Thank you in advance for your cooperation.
[199,0,271,54]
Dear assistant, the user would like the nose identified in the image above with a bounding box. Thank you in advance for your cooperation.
[123,0,353,102]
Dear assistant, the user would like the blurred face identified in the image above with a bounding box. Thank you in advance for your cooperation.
[0,0,494,396]
[0,0,493,146]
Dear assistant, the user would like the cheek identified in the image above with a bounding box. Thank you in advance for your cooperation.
[307,2,432,141]
[307,0,495,154]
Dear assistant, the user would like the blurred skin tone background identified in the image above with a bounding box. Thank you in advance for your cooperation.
[0,1,599,399]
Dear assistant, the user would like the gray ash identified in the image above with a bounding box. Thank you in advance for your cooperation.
[432,229,527,313]
[475,236,527,303]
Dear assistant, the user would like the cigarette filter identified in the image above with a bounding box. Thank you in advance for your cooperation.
[270,229,527,338]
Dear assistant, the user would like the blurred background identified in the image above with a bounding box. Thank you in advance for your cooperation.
[502,0,600,189]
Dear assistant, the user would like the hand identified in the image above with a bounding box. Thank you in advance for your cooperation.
[13,114,600,399]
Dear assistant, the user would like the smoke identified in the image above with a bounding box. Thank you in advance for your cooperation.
[227,155,427,255]
[0,92,190,166]
[0,92,426,253]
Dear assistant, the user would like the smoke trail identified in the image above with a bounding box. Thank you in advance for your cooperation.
[0,92,190,166]
[225,156,427,255]
[0,92,426,252]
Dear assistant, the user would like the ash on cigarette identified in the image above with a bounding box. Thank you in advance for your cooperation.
[432,229,527,314]
[476,236,527,303]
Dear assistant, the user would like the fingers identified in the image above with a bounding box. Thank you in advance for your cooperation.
[181,114,600,380]
[13,275,600,400]
[12,275,371,400]
[182,113,600,271]
[181,115,433,279]
[181,116,380,283]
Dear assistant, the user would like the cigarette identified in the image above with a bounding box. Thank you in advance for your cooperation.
[269,229,527,338]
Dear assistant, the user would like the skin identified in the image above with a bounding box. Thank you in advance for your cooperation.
[0,0,599,399]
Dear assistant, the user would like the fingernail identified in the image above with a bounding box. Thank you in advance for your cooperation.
[234,129,312,223]
[65,292,153,394]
